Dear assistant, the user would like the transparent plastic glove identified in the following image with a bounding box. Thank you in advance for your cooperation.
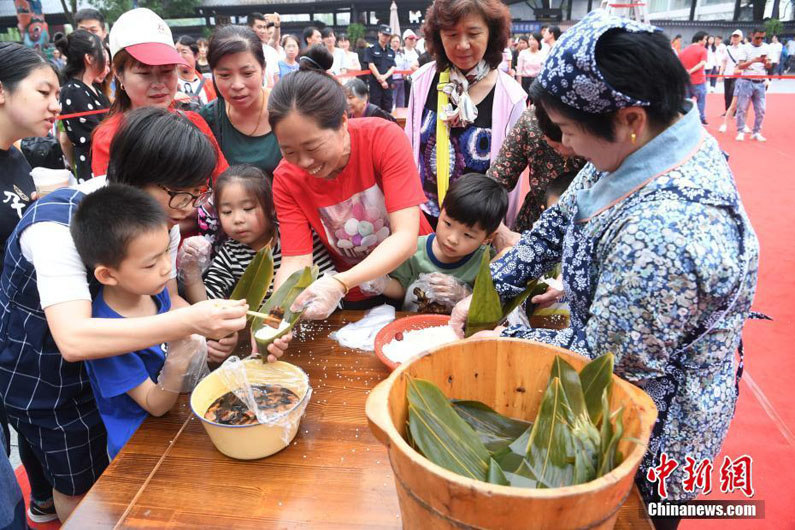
[290,274,346,320]
[177,236,212,284]
[449,294,473,338]
[359,275,389,296]
[157,334,209,393]
[423,273,472,306]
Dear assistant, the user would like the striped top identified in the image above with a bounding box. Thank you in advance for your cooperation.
[203,231,336,300]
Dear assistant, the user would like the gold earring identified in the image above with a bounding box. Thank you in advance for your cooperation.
[630,132,637,145]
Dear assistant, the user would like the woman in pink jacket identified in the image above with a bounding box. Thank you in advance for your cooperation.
[405,0,526,229]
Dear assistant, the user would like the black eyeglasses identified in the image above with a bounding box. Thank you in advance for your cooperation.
[158,184,212,209]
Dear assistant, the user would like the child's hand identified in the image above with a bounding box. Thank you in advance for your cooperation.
[177,236,212,284]
[251,330,293,363]
[158,334,209,393]
[424,273,472,305]
[207,332,239,364]
[186,299,248,339]
[468,326,506,339]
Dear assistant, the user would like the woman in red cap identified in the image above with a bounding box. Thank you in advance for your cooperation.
[90,8,227,182]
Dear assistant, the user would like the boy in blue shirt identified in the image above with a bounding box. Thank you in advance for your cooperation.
[362,174,508,312]
[71,185,205,459]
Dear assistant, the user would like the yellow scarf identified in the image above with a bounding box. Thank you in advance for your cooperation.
[435,69,451,204]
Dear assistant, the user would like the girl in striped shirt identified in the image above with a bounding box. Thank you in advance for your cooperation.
[180,165,335,301]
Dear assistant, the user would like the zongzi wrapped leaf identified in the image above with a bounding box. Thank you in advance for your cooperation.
[465,251,503,337]
[230,247,274,318]
[579,353,614,426]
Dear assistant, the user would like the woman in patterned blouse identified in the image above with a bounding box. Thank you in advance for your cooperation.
[452,11,759,515]
[487,105,585,234]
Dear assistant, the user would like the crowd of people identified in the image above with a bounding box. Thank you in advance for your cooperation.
[0,2,768,529]
[675,27,793,141]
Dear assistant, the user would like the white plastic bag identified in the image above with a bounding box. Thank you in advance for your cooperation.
[329,304,396,351]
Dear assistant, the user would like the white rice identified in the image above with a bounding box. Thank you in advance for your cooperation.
[254,319,289,341]
[381,325,459,364]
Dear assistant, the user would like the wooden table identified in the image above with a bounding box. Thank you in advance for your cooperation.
[65,312,653,529]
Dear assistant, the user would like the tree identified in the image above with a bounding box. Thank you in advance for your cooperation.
[346,23,365,45]
[59,0,78,26]
[88,0,201,24]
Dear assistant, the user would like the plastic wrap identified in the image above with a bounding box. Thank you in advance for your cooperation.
[177,236,213,283]
[157,334,210,393]
[210,357,312,444]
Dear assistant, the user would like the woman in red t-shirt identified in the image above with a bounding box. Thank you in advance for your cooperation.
[268,46,432,320]
[90,8,227,181]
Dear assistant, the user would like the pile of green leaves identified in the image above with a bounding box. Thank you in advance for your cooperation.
[465,252,555,338]
[406,353,626,488]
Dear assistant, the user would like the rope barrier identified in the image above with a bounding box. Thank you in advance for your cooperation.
[706,74,795,79]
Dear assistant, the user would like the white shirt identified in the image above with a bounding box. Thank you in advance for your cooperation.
[768,41,782,63]
[329,47,347,75]
[179,74,210,105]
[723,43,743,76]
[19,176,181,309]
[736,42,769,76]
[262,44,280,86]
[403,48,419,69]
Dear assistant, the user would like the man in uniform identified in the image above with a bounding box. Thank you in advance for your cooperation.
[366,25,396,112]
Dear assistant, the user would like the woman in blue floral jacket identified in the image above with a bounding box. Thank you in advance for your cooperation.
[451,10,759,512]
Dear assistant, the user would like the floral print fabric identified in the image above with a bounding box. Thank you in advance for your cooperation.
[490,132,759,502]
[486,108,585,232]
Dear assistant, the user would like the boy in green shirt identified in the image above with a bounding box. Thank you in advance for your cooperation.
[362,174,508,312]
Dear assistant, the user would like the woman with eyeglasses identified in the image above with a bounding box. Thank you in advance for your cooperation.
[0,107,250,521]
[90,9,227,186]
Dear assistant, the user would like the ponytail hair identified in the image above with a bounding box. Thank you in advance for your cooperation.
[54,29,106,81]
[268,45,346,131]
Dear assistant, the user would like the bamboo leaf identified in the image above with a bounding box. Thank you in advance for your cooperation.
[580,353,614,426]
[451,400,532,454]
[465,251,504,337]
[229,247,274,314]
[487,458,510,486]
[502,278,548,318]
[252,266,318,353]
[523,378,577,488]
[548,356,588,423]
[406,377,490,481]
[597,404,625,477]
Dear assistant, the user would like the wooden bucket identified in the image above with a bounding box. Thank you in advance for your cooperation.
[365,338,657,530]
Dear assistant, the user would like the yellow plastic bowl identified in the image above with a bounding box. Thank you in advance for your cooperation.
[190,359,311,460]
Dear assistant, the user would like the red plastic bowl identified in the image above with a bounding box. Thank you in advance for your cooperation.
[374,314,452,371]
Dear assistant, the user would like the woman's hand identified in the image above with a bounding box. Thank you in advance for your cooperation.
[206,332,239,364]
[184,299,247,340]
[251,331,294,363]
[530,286,565,309]
[449,294,473,338]
[290,275,346,320]
[177,236,212,284]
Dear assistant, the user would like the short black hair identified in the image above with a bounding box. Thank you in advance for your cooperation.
[548,25,561,40]
[544,170,578,204]
[692,31,708,43]
[441,174,508,234]
[75,8,104,26]
[247,12,266,26]
[175,35,199,57]
[71,184,168,269]
[752,27,765,35]
[530,28,688,142]
[107,107,217,189]
[302,26,320,46]
[321,27,335,39]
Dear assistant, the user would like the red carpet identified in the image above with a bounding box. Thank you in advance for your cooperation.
[680,94,795,529]
[12,94,794,529]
